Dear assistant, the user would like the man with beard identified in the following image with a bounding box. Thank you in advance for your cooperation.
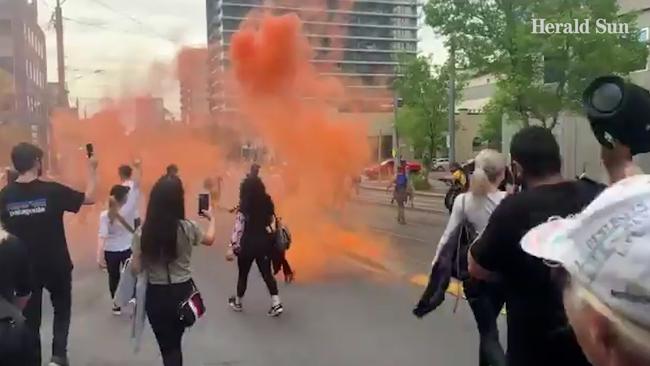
[0,142,98,366]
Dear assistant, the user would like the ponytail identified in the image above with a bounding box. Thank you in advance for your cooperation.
[470,167,490,196]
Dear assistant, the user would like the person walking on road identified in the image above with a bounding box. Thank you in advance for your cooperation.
[131,175,217,366]
[0,224,36,365]
[469,127,605,366]
[0,142,98,366]
[118,163,142,230]
[97,184,137,315]
[387,160,409,225]
[430,149,508,366]
[227,172,284,316]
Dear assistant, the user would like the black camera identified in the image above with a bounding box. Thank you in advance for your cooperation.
[583,75,650,155]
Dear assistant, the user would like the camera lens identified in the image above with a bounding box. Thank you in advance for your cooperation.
[590,82,623,113]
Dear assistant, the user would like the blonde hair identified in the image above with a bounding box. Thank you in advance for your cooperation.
[470,149,506,196]
[564,281,650,363]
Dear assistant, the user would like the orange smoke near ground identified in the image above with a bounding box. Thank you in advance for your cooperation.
[230,13,391,279]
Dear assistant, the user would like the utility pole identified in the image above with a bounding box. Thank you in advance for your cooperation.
[55,0,67,108]
[447,38,456,164]
[393,93,402,174]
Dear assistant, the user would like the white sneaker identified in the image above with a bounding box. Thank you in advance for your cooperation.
[268,303,283,317]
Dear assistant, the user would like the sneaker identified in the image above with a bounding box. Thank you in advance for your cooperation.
[49,355,69,366]
[228,296,243,312]
[268,303,283,317]
[112,306,122,316]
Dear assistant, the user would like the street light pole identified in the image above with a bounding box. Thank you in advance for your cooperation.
[393,93,401,174]
[447,38,456,164]
[55,0,67,108]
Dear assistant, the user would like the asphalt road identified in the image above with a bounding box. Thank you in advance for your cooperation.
[35,202,505,366]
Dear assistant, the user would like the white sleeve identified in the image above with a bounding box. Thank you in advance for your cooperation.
[120,185,140,218]
[98,213,109,238]
[432,194,466,264]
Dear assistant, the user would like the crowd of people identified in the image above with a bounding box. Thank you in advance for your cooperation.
[0,142,294,366]
[417,125,650,366]
[1,122,649,366]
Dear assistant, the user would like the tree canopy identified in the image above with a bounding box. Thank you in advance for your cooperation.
[425,0,649,131]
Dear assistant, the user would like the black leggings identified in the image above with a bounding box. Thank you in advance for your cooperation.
[237,255,279,298]
[464,279,507,366]
[105,249,132,300]
[146,280,194,366]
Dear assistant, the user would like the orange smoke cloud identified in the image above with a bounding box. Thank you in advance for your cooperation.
[229,13,390,279]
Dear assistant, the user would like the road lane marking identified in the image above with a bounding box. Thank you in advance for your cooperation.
[410,273,507,315]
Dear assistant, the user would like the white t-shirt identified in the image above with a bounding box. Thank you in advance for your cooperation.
[433,191,508,263]
[99,210,133,252]
[121,179,141,222]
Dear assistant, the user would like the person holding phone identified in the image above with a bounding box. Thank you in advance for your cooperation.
[97,184,136,315]
[0,142,97,366]
[130,175,217,366]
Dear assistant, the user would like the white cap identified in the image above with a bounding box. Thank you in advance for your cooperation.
[522,175,650,329]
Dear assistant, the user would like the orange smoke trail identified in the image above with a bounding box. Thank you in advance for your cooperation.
[229,13,391,279]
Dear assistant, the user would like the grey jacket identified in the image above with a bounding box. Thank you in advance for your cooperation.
[114,259,148,353]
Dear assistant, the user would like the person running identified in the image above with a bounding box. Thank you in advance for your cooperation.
[387,161,409,225]
[227,173,283,316]
[432,149,508,366]
[0,224,36,365]
[118,162,142,229]
[97,184,137,315]
[131,175,217,366]
[469,127,604,366]
[0,142,97,366]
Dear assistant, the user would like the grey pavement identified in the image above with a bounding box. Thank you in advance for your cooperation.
[354,186,447,214]
[35,204,504,366]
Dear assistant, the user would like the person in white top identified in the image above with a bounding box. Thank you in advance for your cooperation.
[434,149,509,366]
[97,182,139,315]
[118,161,142,229]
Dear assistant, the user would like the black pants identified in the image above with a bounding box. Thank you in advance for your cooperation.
[104,249,132,300]
[464,279,507,366]
[146,280,194,366]
[237,254,279,298]
[23,269,72,366]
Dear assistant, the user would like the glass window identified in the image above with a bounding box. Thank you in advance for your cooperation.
[0,20,11,35]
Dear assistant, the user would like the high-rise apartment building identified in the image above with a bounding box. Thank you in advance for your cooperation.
[0,0,48,147]
[206,0,418,117]
[178,47,210,126]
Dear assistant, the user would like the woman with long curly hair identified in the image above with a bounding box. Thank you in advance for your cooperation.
[228,174,283,316]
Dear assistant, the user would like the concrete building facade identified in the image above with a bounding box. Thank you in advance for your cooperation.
[0,0,48,147]
[206,0,418,119]
[177,47,211,126]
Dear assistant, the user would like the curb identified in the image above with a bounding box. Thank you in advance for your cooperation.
[360,185,446,198]
[352,198,448,215]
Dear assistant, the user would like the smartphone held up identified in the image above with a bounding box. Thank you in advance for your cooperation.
[198,193,210,219]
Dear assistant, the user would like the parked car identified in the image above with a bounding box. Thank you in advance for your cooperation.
[432,158,449,172]
[364,159,422,180]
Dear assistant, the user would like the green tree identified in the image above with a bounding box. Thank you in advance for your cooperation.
[425,0,648,131]
[394,55,463,170]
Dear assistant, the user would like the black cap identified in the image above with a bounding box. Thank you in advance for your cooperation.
[583,75,650,155]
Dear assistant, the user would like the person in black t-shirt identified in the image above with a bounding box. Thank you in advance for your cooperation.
[0,226,36,366]
[469,127,605,366]
[0,142,98,366]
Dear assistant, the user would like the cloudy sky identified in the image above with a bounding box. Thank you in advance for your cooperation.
[37,0,445,115]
